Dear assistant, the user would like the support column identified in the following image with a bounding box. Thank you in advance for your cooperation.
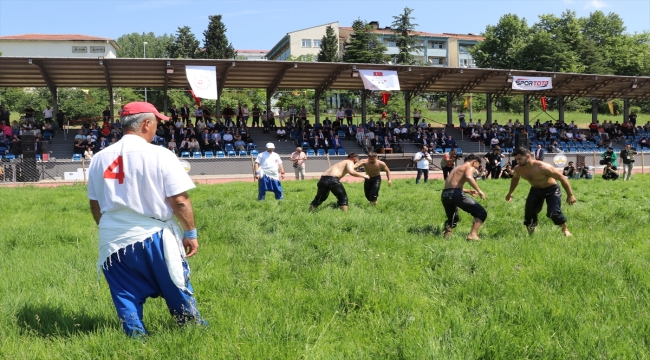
[404,91,411,125]
[53,87,59,118]
[523,95,530,126]
[162,86,167,115]
[486,93,493,125]
[558,96,565,123]
[591,98,598,123]
[108,86,114,119]
[266,92,272,117]
[361,90,367,125]
[216,98,221,121]
[623,98,630,123]
[446,92,453,126]
[314,90,321,124]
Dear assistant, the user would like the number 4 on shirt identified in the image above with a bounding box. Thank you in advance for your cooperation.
[103,156,125,184]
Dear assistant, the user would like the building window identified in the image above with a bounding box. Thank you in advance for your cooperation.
[301,39,311,47]
[429,57,446,65]
[459,44,474,53]
[72,46,87,53]
[429,41,445,49]
[90,46,105,53]
[313,39,321,48]
[385,40,396,47]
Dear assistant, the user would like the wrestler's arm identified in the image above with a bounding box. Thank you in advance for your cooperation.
[347,162,369,179]
[380,162,392,186]
[464,166,485,200]
[168,192,199,257]
[505,169,521,202]
[89,200,101,225]
[546,165,577,205]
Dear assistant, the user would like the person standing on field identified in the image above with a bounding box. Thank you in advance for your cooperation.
[290,147,307,180]
[310,153,369,211]
[355,152,392,205]
[254,143,285,200]
[506,147,577,236]
[87,101,205,337]
[414,145,432,184]
[441,154,487,241]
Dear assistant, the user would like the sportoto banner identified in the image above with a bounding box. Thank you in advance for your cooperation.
[186,66,218,99]
[512,76,553,91]
[359,70,401,91]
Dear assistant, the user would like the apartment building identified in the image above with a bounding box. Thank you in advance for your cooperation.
[0,34,119,58]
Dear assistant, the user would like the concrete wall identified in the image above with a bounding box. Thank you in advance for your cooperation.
[288,22,339,59]
[0,41,118,58]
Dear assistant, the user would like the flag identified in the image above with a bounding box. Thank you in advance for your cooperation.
[81,89,93,103]
[541,97,547,112]
[358,70,400,91]
[464,95,471,109]
[607,101,614,115]
[381,92,391,105]
[188,90,201,107]
[186,66,218,100]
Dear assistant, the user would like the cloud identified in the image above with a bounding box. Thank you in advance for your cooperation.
[584,0,607,9]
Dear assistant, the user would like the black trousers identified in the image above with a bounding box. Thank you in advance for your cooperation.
[524,183,566,226]
[488,165,501,179]
[311,176,348,207]
[364,175,381,202]
[441,188,487,229]
[442,166,454,180]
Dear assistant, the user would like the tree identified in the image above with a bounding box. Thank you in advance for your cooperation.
[389,7,422,65]
[342,19,389,64]
[116,32,175,58]
[317,25,339,62]
[199,15,236,59]
[168,26,200,59]
[470,14,530,69]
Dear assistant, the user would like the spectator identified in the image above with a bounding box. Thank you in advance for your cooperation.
[335,107,344,124]
[102,106,111,122]
[0,106,10,125]
[534,144,544,160]
[501,164,515,179]
[563,161,577,179]
[276,127,287,141]
[189,138,200,153]
[344,105,354,126]
[413,145,432,184]
[638,137,649,149]
[234,138,246,152]
[440,148,458,180]
[310,135,324,150]
[390,135,403,153]
[620,144,637,181]
[474,165,488,180]
[167,138,177,154]
[194,107,203,123]
[600,147,618,169]
[43,106,54,123]
[222,130,234,144]
[290,147,308,180]
[24,105,35,124]
[331,134,343,152]
[578,162,592,179]
[602,162,619,180]
[483,146,504,179]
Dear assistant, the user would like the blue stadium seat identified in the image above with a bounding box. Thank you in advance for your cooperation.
[72,154,82,161]
[227,150,236,157]
[317,149,325,156]
[180,151,190,158]
[193,151,202,159]
[250,150,259,157]
[204,151,214,158]
[4,154,15,162]
[307,149,315,156]
[328,149,336,156]
[337,149,347,156]
[238,150,247,157]
[216,151,225,158]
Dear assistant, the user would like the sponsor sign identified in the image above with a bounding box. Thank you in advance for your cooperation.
[553,153,568,168]
[512,76,553,91]
[359,70,401,91]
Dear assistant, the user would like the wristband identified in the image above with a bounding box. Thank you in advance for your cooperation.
[184,228,197,239]
[281,172,285,174]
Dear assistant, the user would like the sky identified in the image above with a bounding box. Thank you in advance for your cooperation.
[0,0,649,51]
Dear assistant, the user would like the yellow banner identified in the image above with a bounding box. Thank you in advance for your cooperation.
[464,95,471,109]
[607,101,614,115]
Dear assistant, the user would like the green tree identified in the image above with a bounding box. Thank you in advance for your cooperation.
[343,19,389,64]
[317,25,339,62]
[168,26,200,59]
[199,15,236,59]
[116,32,175,58]
[389,7,422,65]
[471,14,530,69]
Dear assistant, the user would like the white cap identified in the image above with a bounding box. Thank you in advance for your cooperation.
[266,142,275,149]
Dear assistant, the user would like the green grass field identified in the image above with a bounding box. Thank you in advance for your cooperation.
[1,176,650,359]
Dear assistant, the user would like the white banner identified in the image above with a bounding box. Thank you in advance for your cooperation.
[512,76,553,91]
[359,70,401,91]
[186,66,218,99]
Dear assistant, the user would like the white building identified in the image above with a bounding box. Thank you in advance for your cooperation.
[266,22,339,61]
[0,34,119,58]
[236,49,268,60]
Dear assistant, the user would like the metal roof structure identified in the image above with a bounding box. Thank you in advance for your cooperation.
[1,57,649,102]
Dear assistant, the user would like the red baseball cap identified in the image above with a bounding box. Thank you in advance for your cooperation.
[120,102,169,121]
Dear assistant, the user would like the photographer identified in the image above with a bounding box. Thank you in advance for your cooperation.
[563,161,577,179]
[483,146,505,179]
[602,162,619,180]
[500,163,515,179]
[578,162,592,179]
[620,144,637,181]
[600,147,618,170]
[440,148,459,180]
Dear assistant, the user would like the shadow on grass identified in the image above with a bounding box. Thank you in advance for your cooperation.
[407,225,442,236]
[16,303,112,338]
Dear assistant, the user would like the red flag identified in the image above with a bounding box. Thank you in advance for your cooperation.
[189,90,201,107]
[381,92,391,105]
[541,97,547,112]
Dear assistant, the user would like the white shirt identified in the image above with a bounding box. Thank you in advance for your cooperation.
[43,109,53,118]
[175,121,184,129]
[414,151,431,169]
[194,109,203,117]
[87,134,195,221]
[256,151,283,180]
[336,109,345,119]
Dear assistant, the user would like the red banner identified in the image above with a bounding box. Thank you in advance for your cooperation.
[189,90,201,107]
[541,97,547,112]
[381,92,391,106]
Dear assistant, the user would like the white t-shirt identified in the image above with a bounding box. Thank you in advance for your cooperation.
[43,109,53,118]
[414,151,431,169]
[87,134,195,221]
[256,151,283,180]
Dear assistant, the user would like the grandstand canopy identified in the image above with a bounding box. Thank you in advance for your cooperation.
[1,57,649,102]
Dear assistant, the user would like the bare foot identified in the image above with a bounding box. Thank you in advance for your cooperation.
[309,205,317,212]
[370,201,377,206]
[526,225,536,235]
[563,230,573,237]
[443,228,453,239]
[466,234,481,241]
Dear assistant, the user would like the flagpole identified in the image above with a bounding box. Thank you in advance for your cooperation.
[469,93,473,121]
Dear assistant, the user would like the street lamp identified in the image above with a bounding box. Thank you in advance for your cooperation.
[143,42,148,102]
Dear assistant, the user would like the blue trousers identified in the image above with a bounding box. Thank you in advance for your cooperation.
[258,175,283,200]
[103,230,203,337]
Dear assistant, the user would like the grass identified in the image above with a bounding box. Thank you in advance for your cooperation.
[1,176,650,358]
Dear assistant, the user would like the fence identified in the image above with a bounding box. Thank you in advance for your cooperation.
[0,151,646,184]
